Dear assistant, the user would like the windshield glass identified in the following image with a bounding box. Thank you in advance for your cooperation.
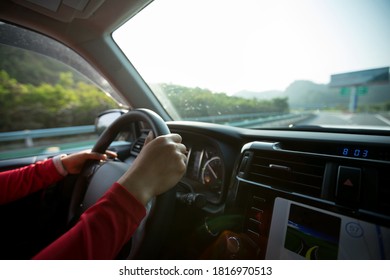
[113,0,390,130]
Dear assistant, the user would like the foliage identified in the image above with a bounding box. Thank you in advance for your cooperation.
[0,70,118,132]
[0,44,77,86]
[161,83,289,119]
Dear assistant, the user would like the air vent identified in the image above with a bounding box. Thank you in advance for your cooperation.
[242,150,325,197]
[130,130,151,156]
[131,138,144,155]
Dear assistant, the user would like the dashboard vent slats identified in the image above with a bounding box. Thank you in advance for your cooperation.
[244,150,325,197]
[130,129,152,156]
[131,138,145,155]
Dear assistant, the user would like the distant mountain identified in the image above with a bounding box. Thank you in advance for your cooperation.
[286,80,338,109]
[233,80,390,110]
[286,80,390,110]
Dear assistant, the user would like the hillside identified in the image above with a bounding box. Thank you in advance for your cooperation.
[233,80,390,111]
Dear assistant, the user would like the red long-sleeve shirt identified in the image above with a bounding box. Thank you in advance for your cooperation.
[0,159,146,259]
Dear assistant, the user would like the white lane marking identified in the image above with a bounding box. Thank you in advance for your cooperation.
[375,114,390,126]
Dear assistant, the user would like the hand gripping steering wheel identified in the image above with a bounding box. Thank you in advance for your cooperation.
[68,108,175,259]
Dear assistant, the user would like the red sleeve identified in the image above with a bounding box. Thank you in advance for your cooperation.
[32,182,147,260]
[0,159,63,205]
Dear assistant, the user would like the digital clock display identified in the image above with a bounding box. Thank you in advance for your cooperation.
[339,147,369,158]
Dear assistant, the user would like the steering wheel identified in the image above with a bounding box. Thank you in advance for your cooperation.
[68,108,176,259]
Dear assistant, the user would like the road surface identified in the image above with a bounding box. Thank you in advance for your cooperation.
[296,112,390,128]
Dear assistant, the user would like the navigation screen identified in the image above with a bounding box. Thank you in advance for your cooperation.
[284,204,341,259]
[266,197,390,259]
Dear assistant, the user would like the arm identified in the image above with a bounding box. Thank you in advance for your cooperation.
[0,151,114,205]
[33,182,146,259]
[33,133,187,259]
[0,159,63,205]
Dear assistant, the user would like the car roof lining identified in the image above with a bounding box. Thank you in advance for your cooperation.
[0,0,153,44]
[13,0,105,23]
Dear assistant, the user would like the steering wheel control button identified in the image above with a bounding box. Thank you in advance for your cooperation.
[336,166,361,207]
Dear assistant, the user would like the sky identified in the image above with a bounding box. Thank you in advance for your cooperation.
[114,0,390,95]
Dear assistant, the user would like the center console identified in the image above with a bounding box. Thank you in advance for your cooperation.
[229,141,390,259]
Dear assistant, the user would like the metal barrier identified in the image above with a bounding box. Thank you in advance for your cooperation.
[183,112,285,123]
[184,112,314,127]
[0,125,95,147]
[0,112,313,147]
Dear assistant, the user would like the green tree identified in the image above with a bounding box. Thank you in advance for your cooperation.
[161,83,289,119]
[0,71,118,132]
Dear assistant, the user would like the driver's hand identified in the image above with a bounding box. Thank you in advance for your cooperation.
[61,150,118,175]
[117,133,187,205]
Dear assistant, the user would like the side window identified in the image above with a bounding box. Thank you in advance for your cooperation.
[0,23,120,160]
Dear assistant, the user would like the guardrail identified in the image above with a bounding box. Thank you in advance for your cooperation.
[184,112,314,127]
[0,112,313,148]
[183,112,285,123]
[226,113,314,127]
[0,125,95,147]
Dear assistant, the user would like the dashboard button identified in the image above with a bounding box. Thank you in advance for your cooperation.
[336,166,361,206]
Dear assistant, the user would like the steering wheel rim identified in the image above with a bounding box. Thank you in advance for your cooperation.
[91,108,170,154]
[68,108,174,259]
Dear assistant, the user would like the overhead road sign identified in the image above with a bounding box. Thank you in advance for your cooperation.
[329,67,389,88]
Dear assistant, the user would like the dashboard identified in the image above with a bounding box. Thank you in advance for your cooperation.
[168,121,390,260]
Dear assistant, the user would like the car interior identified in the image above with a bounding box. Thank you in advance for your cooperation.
[0,0,389,260]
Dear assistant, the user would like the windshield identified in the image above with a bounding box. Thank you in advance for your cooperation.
[113,0,390,130]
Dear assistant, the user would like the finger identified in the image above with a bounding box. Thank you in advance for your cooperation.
[169,133,183,143]
[87,152,108,161]
[180,153,188,167]
[104,150,118,158]
[177,143,187,154]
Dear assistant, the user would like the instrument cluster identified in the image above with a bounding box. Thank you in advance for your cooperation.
[184,144,225,203]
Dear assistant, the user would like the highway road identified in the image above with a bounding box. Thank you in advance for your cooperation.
[296,112,390,128]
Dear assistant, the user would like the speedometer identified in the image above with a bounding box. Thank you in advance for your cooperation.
[201,156,223,192]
